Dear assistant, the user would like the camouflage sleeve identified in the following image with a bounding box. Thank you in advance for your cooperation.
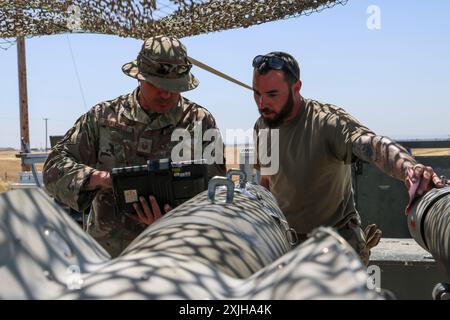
[200,109,227,178]
[43,107,100,211]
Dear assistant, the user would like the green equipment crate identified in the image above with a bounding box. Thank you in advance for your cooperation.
[354,140,450,299]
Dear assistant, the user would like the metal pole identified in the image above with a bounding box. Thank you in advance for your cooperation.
[43,118,48,151]
[17,36,31,171]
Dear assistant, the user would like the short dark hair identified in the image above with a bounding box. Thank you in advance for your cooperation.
[254,51,300,85]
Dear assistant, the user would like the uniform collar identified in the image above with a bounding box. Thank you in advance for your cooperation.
[283,96,307,127]
[123,87,184,129]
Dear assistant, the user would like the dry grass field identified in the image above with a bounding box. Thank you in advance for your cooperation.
[0,148,240,192]
[0,150,45,192]
[0,147,449,192]
[412,148,450,156]
[0,150,45,182]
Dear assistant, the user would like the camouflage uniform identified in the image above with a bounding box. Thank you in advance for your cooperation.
[44,89,225,257]
[43,36,225,257]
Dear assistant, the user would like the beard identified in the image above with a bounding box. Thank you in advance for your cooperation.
[261,88,295,128]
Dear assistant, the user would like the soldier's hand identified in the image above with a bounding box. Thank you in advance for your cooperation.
[361,224,382,267]
[87,170,112,189]
[405,164,445,212]
[130,195,172,226]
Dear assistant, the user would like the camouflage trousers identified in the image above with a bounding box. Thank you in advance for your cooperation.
[296,216,370,266]
[87,213,146,258]
[336,216,370,266]
[88,227,138,258]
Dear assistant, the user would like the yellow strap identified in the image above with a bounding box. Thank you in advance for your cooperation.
[188,56,253,91]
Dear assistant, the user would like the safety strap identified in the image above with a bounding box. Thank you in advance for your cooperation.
[188,56,253,91]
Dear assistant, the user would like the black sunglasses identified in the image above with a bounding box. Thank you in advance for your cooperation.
[155,62,192,76]
[139,54,192,76]
[252,55,298,80]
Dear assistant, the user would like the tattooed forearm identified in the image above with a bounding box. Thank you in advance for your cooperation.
[353,134,417,181]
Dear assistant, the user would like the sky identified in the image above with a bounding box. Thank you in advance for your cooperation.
[0,0,449,149]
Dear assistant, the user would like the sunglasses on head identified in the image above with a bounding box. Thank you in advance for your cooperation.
[252,55,298,80]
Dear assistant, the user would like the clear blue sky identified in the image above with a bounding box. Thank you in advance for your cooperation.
[0,0,449,149]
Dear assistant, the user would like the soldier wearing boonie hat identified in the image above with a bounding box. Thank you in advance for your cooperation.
[122,35,199,92]
[43,35,225,257]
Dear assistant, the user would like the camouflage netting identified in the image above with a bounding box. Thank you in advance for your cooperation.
[0,0,347,41]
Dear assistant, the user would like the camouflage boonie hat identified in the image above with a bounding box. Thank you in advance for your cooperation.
[122,35,199,92]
